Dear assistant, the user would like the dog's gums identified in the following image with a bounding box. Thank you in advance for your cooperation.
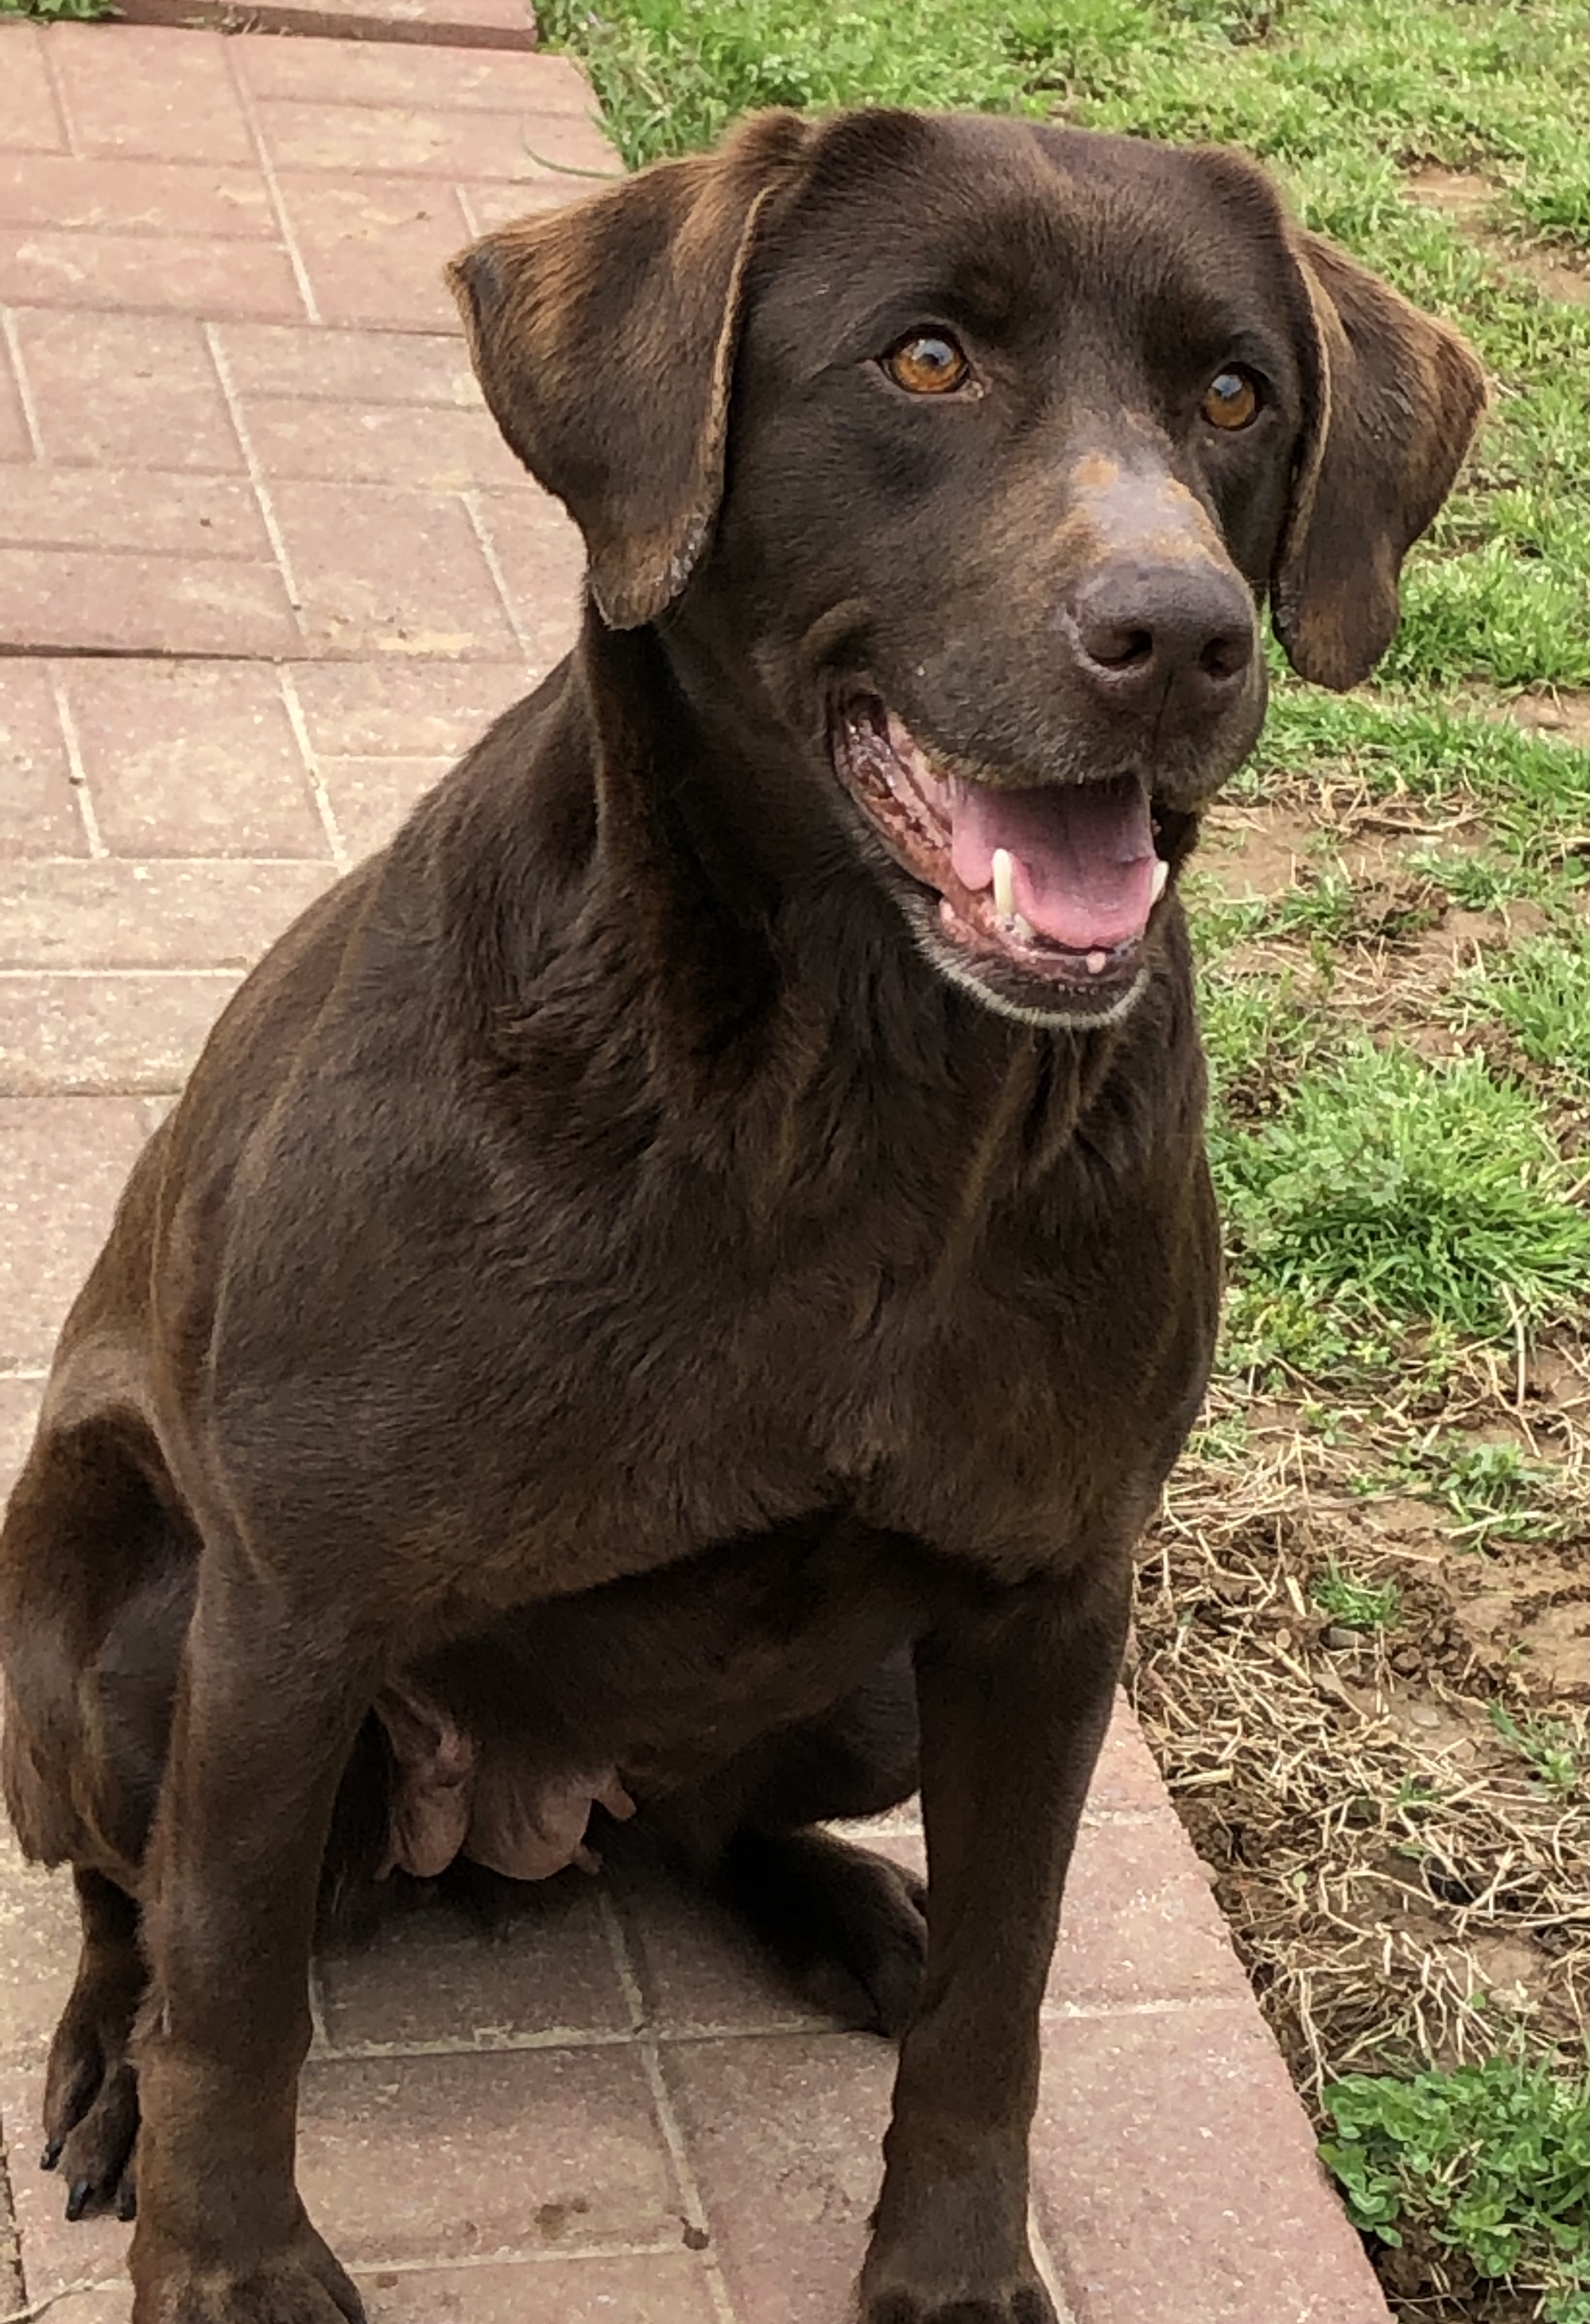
[830,693,1169,1005]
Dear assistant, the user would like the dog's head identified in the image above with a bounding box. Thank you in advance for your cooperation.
[450,110,1484,1030]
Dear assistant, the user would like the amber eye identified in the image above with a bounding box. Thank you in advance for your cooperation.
[1201,367,1260,430]
[883,331,971,395]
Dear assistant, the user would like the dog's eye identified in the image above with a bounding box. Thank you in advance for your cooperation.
[883,332,971,396]
[1201,368,1260,430]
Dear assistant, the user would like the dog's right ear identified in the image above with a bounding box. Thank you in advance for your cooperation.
[447,112,811,631]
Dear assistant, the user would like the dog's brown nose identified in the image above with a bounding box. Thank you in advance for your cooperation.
[1065,562,1256,714]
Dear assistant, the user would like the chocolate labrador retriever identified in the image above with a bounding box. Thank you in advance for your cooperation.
[1,106,1482,2324]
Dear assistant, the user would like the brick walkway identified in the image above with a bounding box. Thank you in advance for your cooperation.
[0,17,1390,2322]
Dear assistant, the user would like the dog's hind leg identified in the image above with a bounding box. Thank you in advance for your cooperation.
[2,1407,198,2224]
[42,1868,145,2220]
[666,1649,928,2037]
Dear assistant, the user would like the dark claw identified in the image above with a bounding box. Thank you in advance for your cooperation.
[65,2179,92,2222]
[40,2141,61,2172]
[116,2180,138,2223]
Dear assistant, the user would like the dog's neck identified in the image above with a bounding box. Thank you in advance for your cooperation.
[457,611,1199,1224]
[585,615,1170,1189]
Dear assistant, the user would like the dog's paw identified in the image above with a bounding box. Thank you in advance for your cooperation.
[858,2223,1057,2324]
[43,2007,141,2222]
[131,2225,365,2324]
[720,1829,927,2038]
[858,2282,1057,2324]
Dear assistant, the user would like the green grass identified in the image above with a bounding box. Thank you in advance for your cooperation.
[1311,1554,1402,1631]
[0,0,115,16]
[1251,691,1590,879]
[1488,1703,1584,1798]
[1454,931,1590,1086]
[1208,1042,1590,1384]
[1321,2052,1590,2324]
[1407,1436,1569,1548]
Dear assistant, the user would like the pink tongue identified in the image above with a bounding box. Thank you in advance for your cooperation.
[949,776,1156,950]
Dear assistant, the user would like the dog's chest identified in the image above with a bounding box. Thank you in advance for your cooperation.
[439,1178,1191,1611]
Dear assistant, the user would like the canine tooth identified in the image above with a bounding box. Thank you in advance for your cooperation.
[1151,858,1169,903]
[1086,950,1108,976]
[1012,911,1036,943]
[992,847,1016,924]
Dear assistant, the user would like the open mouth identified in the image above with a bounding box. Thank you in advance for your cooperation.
[830,693,1169,1019]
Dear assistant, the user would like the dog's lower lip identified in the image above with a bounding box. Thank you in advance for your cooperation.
[829,691,1165,990]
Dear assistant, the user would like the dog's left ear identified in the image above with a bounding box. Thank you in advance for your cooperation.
[447,111,811,631]
[1272,234,1488,690]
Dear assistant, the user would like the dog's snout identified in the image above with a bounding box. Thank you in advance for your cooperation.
[1066,562,1256,713]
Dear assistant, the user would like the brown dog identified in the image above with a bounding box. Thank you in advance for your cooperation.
[1,107,1482,2324]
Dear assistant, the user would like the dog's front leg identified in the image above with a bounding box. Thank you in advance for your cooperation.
[129,1547,375,2324]
[858,1554,1132,2324]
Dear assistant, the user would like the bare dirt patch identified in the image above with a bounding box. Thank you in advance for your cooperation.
[1404,160,1590,310]
[1198,781,1537,1048]
[1508,689,1590,746]
[1200,799,1320,899]
[1405,162,1498,224]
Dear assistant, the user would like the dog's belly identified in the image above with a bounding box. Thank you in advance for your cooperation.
[375,1513,925,1882]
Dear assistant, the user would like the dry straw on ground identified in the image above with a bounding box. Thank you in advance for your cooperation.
[1132,1362,1590,2112]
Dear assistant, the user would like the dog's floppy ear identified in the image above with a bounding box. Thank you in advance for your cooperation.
[447,111,811,631]
[1271,234,1487,690]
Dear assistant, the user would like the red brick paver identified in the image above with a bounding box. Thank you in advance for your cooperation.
[118,0,538,54]
[0,20,1390,2323]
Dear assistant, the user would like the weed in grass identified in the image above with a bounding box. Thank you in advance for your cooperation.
[1320,2051,1590,2324]
[1196,959,1340,1113]
[1454,931,1590,1087]
[1489,1702,1584,1798]
[1184,1412,1250,1463]
[1409,846,1528,913]
[0,0,115,16]
[1409,1436,1570,1547]
[1208,1042,1590,1383]
[1311,1554,1401,1631]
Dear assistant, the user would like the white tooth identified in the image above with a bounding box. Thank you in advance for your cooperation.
[1151,858,1169,903]
[1012,911,1036,943]
[1086,950,1108,976]
[992,847,1016,924]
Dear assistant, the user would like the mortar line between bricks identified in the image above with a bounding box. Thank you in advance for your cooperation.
[0,2268,126,2323]
[33,34,76,161]
[46,672,105,861]
[596,1894,743,2324]
[348,2239,691,2276]
[7,854,348,869]
[277,666,349,872]
[307,1990,1253,2064]
[204,322,308,634]
[3,542,267,569]
[0,968,241,980]
[462,490,533,661]
[0,312,45,462]
[219,44,321,327]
